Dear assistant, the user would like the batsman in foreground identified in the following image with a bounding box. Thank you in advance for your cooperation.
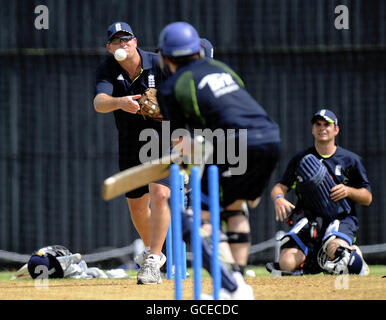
[93,22,170,284]
[156,21,281,299]
[268,109,372,276]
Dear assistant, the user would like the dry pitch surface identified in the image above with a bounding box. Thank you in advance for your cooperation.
[0,274,385,300]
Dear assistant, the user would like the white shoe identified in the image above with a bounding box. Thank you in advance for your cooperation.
[200,272,254,300]
[352,245,370,276]
[134,251,166,268]
[137,256,163,285]
[134,250,147,267]
[229,272,255,300]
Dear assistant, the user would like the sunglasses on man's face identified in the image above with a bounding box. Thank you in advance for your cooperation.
[109,35,135,45]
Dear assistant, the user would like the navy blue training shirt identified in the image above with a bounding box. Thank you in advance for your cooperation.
[279,146,372,217]
[157,58,280,146]
[95,48,167,150]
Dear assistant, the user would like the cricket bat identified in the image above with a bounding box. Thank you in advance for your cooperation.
[102,153,182,201]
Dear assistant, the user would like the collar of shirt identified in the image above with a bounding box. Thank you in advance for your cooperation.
[137,48,154,71]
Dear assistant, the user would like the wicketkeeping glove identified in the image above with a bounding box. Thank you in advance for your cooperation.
[137,88,163,122]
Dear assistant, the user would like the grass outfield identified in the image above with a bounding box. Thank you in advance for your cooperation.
[1,264,385,280]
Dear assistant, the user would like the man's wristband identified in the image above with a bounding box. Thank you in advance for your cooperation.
[274,194,284,201]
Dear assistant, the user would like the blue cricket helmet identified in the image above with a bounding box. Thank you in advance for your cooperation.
[158,22,201,57]
[28,254,64,279]
[200,38,214,58]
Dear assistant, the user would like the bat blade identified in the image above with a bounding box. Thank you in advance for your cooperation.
[102,153,181,201]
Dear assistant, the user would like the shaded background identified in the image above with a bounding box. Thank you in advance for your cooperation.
[0,0,385,264]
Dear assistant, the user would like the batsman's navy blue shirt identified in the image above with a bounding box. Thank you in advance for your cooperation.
[95,48,167,154]
[279,146,372,217]
[157,58,280,146]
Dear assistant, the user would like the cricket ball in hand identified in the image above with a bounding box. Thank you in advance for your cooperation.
[114,48,127,61]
